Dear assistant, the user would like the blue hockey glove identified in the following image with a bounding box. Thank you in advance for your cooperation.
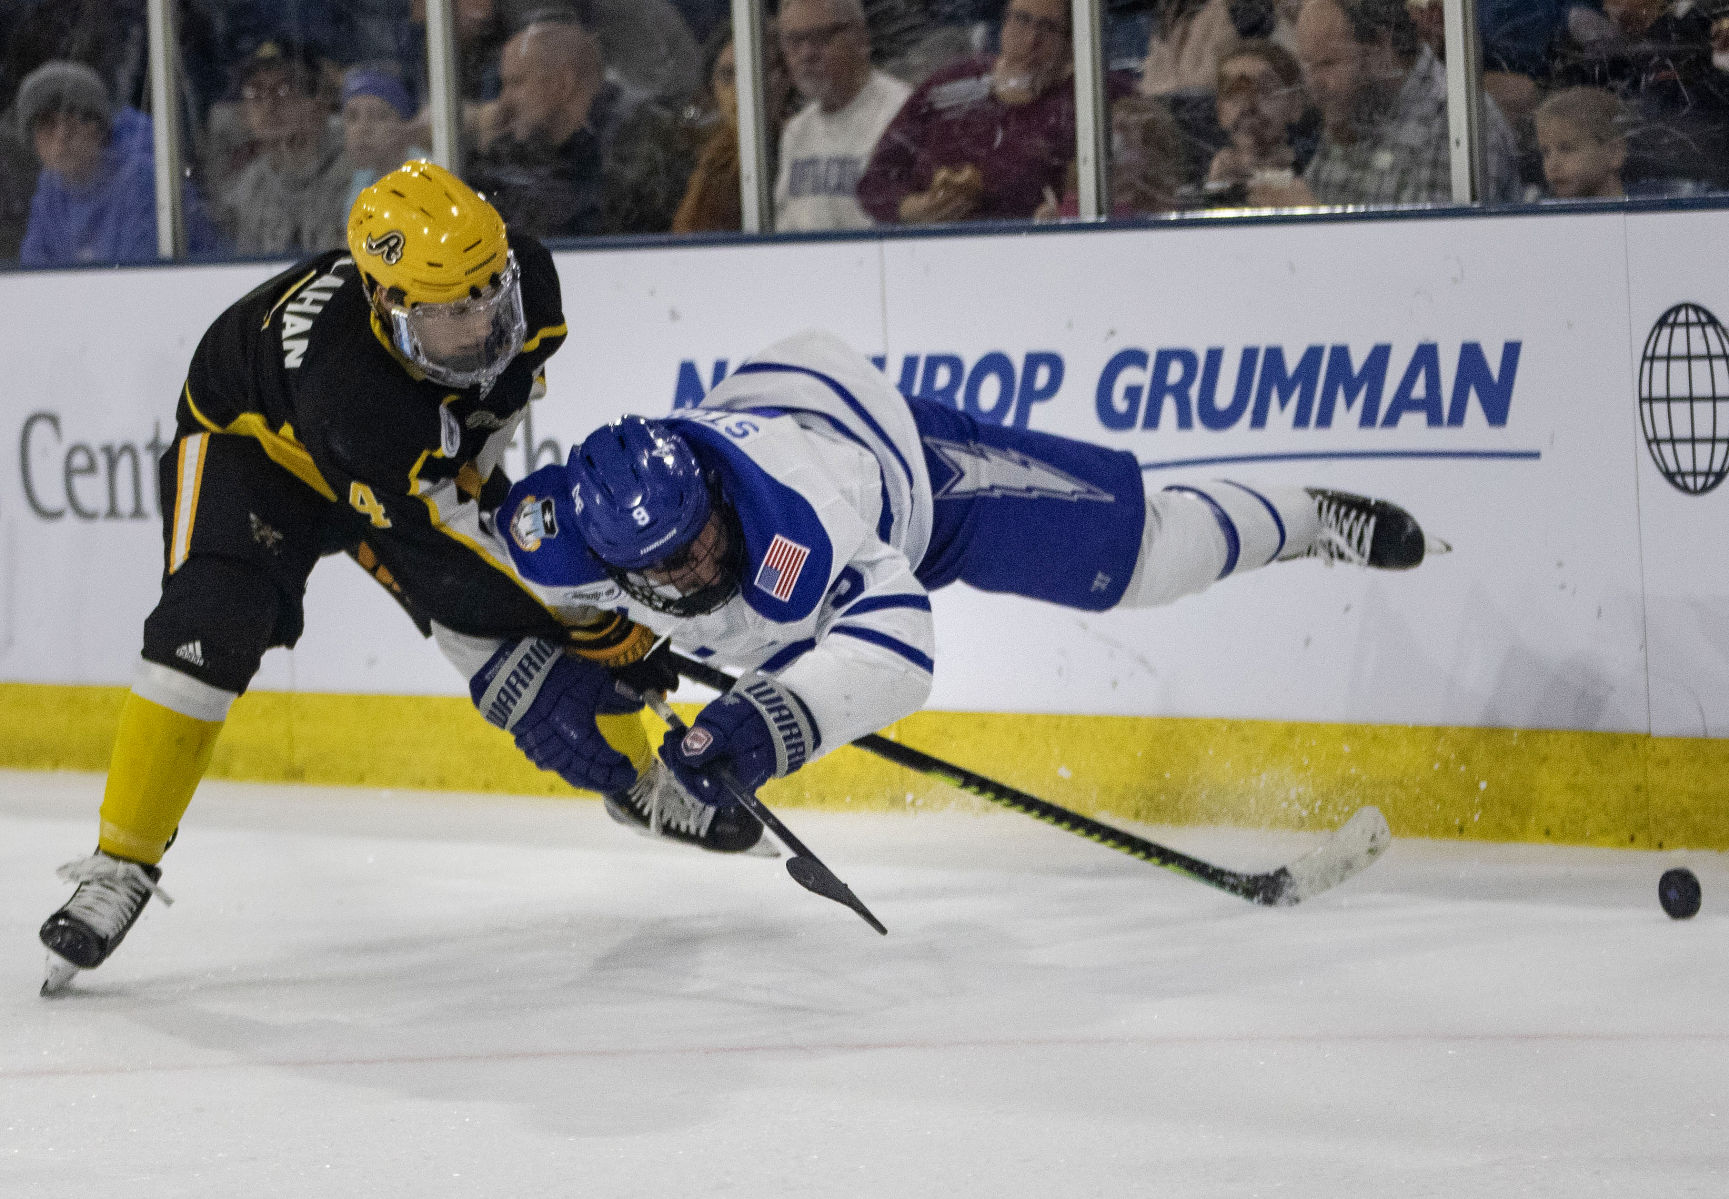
[660,672,820,806]
[471,638,641,795]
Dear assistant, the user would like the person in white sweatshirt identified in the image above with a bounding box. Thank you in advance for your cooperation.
[774,0,912,231]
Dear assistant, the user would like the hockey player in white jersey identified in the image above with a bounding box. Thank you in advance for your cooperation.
[501,331,1432,852]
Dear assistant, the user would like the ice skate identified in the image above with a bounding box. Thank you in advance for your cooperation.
[1303,488,1435,570]
[603,765,773,856]
[38,851,173,995]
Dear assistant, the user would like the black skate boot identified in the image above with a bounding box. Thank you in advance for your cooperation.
[1304,488,1430,570]
[39,851,173,995]
[603,766,769,855]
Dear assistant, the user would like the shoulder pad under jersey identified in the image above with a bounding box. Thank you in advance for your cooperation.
[502,464,610,589]
[673,416,835,624]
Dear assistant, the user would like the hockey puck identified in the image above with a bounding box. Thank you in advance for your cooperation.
[1659,867,1702,920]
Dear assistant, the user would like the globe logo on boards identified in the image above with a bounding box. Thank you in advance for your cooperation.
[1639,302,1729,495]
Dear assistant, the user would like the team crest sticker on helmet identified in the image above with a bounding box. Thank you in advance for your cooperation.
[363,230,406,264]
[510,495,558,553]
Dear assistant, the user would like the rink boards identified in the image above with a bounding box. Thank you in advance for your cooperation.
[2,208,1727,848]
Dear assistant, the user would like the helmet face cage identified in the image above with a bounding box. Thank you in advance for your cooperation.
[384,252,526,391]
[610,494,745,618]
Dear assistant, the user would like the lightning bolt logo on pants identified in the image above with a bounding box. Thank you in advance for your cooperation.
[924,438,1115,502]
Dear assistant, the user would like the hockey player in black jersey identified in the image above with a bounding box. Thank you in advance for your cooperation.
[38,161,666,994]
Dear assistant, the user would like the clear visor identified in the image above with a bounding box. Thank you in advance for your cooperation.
[386,254,527,390]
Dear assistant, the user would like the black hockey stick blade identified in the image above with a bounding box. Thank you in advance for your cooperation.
[667,653,1391,907]
[643,691,887,934]
[719,773,888,935]
[785,855,889,935]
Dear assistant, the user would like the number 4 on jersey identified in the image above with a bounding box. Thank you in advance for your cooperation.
[349,481,393,528]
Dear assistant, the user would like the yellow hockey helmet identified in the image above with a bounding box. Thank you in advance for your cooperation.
[348,160,527,390]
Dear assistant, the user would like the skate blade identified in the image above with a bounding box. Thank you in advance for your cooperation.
[41,952,81,997]
[614,816,781,857]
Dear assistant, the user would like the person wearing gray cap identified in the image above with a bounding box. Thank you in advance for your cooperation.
[17,60,220,266]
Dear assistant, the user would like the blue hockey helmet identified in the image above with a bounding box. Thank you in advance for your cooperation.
[569,417,742,616]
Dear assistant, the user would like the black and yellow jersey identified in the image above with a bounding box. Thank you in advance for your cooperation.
[179,232,566,530]
[169,234,653,666]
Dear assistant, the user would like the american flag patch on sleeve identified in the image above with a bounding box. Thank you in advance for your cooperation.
[754,534,810,602]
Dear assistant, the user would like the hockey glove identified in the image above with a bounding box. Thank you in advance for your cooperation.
[471,638,641,796]
[660,672,820,806]
[609,636,680,699]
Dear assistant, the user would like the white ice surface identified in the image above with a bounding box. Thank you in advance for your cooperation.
[2,770,1725,1198]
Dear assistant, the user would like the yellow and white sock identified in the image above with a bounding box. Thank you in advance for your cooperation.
[97,662,235,865]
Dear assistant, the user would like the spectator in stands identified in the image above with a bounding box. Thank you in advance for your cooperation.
[340,69,428,214]
[1535,85,1628,198]
[1203,38,1317,204]
[1552,0,1729,189]
[17,60,220,265]
[467,16,611,237]
[468,14,693,238]
[774,0,911,230]
[859,0,1130,224]
[1403,0,1572,158]
[673,31,745,232]
[1141,0,1242,96]
[671,24,794,232]
[1288,0,1520,205]
[218,41,350,255]
[1034,94,1188,218]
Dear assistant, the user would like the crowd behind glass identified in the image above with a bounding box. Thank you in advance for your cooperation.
[2,0,1726,267]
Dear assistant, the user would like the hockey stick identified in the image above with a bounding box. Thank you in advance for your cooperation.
[642,692,888,935]
[667,653,1390,906]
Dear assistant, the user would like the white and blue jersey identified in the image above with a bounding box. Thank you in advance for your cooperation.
[504,331,1149,755]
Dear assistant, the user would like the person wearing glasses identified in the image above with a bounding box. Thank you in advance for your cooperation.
[1202,39,1318,206]
[857,0,1130,224]
[218,40,353,255]
[774,0,911,231]
[36,162,671,994]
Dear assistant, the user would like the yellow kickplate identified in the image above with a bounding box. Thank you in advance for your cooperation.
[2,682,1724,850]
